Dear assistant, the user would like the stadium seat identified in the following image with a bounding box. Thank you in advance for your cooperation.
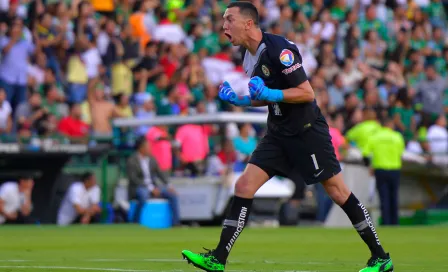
[139,199,172,229]
[100,202,114,224]
[127,200,138,222]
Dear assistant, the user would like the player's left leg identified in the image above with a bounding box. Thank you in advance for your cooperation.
[322,174,393,272]
[294,115,393,272]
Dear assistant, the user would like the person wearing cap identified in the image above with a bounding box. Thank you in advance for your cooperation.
[363,118,405,225]
[135,93,155,136]
[0,175,34,224]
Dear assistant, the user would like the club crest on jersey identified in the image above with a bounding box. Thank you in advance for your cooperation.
[279,49,294,67]
[261,65,270,77]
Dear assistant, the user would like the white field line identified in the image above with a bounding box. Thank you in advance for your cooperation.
[87,258,428,267]
[1,259,445,272]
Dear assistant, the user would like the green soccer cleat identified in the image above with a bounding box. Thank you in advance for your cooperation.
[181,248,225,272]
[359,253,394,272]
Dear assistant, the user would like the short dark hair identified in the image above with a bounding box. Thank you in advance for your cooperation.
[382,117,395,127]
[68,102,80,112]
[81,171,94,183]
[227,1,259,26]
[135,136,147,151]
[18,173,34,181]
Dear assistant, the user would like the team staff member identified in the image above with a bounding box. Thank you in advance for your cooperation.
[0,175,34,224]
[364,118,405,226]
[57,172,102,226]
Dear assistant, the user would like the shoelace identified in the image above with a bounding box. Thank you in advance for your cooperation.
[200,248,226,266]
[200,247,215,257]
[367,257,380,267]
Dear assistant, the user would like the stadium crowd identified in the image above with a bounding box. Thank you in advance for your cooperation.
[0,0,447,175]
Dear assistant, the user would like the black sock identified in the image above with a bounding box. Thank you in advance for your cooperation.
[214,196,253,263]
[341,193,387,258]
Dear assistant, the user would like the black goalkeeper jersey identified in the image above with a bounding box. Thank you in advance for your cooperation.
[242,32,320,136]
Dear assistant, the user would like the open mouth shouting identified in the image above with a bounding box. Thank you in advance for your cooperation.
[224,32,232,42]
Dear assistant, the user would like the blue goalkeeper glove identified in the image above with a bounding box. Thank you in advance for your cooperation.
[248,76,284,102]
[218,81,251,106]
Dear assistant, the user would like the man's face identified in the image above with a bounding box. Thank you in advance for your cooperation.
[143,100,154,111]
[47,86,58,100]
[85,175,97,189]
[140,141,151,156]
[145,44,157,56]
[71,104,81,119]
[0,89,5,103]
[366,6,376,20]
[95,87,104,100]
[20,179,34,192]
[223,7,249,46]
[30,93,42,107]
[437,115,447,127]
[41,14,52,29]
[10,21,22,38]
[106,20,116,35]
[426,66,437,80]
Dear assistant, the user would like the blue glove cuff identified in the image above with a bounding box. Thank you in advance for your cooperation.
[232,95,251,106]
[267,89,284,102]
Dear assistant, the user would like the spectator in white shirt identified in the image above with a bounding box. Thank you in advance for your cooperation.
[57,172,102,226]
[153,10,186,44]
[311,9,336,42]
[0,176,34,224]
[427,114,448,166]
[0,88,12,134]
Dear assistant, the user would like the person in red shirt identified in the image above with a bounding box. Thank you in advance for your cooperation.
[58,103,89,142]
[217,139,237,166]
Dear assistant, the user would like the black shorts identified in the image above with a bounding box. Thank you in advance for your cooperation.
[249,115,341,185]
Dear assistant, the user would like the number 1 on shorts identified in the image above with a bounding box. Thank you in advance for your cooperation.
[311,154,319,170]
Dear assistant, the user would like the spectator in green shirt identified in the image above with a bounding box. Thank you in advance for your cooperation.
[290,0,314,19]
[434,48,448,77]
[359,5,388,41]
[41,83,68,119]
[409,25,429,53]
[391,87,416,142]
[156,84,180,116]
[146,74,169,106]
[330,0,348,22]
[424,0,446,28]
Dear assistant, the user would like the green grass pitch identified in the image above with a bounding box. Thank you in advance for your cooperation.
[0,225,446,271]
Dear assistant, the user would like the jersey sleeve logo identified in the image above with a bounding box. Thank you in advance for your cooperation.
[279,49,294,67]
[261,65,270,77]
